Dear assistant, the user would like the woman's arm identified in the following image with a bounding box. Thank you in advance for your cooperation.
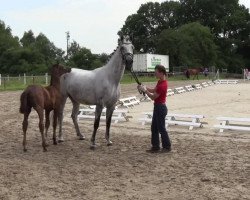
[145,90,159,100]
[146,86,155,93]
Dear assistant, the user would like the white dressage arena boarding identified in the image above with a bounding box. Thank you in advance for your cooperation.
[194,84,203,90]
[201,82,209,87]
[185,85,195,92]
[214,117,250,133]
[216,80,239,84]
[118,96,140,108]
[207,81,215,86]
[167,89,175,96]
[78,107,131,123]
[139,94,152,102]
[138,112,205,130]
[174,87,186,94]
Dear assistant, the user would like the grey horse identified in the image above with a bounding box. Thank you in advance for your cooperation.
[58,35,134,148]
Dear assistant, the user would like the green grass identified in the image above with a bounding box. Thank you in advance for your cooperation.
[0,73,219,91]
[121,73,212,84]
[0,76,48,91]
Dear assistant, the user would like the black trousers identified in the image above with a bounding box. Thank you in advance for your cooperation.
[151,104,171,149]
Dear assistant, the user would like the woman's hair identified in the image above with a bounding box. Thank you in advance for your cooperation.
[155,64,167,75]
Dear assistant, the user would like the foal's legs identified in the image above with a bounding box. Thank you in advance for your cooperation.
[45,110,50,138]
[105,105,115,146]
[35,106,47,152]
[53,110,58,145]
[90,105,103,149]
[58,96,67,142]
[70,99,85,140]
[22,110,31,152]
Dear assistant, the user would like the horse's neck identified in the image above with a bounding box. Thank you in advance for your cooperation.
[50,76,61,90]
[104,47,124,84]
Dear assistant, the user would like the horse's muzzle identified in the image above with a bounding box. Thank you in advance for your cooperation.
[125,54,133,69]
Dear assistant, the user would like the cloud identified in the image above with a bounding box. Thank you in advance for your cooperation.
[2,0,164,54]
[4,0,248,54]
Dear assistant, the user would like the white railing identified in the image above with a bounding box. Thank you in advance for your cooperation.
[0,73,49,89]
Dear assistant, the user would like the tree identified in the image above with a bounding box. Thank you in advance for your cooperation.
[0,20,21,74]
[178,0,250,72]
[0,20,20,56]
[20,30,36,47]
[35,33,64,66]
[156,22,218,68]
[121,1,181,53]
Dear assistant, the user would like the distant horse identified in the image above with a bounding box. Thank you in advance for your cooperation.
[19,64,71,152]
[58,34,134,149]
[185,67,204,80]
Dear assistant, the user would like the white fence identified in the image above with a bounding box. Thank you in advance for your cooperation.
[0,73,49,89]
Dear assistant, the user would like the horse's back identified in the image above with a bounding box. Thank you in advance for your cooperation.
[60,67,118,105]
[20,85,49,112]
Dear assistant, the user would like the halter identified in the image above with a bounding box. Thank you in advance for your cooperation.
[120,41,133,63]
[120,39,145,96]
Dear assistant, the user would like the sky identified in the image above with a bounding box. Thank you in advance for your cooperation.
[0,0,249,54]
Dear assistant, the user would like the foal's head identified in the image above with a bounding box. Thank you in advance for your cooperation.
[49,64,71,87]
[51,64,71,78]
[119,34,134,70]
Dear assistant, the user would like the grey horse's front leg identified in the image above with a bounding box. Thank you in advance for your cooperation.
[58,96,67,142]
[71,100,85,140]
[90,105,103,149]
[105,106,115,146]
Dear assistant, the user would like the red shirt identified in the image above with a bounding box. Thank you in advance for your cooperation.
[154,80,167,104]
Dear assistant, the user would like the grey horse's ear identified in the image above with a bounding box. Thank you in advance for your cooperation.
[117,31,124,41]
[117,38,122,45]
[120,35,124,41]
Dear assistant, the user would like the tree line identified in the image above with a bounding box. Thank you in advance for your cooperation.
[0,0,249,75]
[0,24,109,75]
[121,0,250,73]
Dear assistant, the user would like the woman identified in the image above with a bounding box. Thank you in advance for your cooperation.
[138,65,171,153]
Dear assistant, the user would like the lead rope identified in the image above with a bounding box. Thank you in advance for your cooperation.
[130,68,145,96]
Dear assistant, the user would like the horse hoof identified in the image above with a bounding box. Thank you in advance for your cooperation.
[107,140,113,146]
[58,139,64,143]
[107,142,113,146]
[90,145,96,150]
[79,137,85,140]
[53,141,58,145]
[23,149,27,152]
[43,148,48,152]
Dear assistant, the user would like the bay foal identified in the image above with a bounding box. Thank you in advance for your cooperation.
[19,64,70,152]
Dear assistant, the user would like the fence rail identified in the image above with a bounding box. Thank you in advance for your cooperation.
[0,73,48,90]
[0,72,245,91]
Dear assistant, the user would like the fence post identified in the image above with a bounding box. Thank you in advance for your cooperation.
[24,73,26,85]
[3,77,6,90]
[0,74,1,86]
[7,75,9,81]
[32,75,34,84]
[45,73,48,85]
[19,74,21,81]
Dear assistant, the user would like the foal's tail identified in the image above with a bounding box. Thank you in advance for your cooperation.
[19,91,30,114]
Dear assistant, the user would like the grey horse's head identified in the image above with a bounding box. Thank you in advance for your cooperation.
[119,34,134,70]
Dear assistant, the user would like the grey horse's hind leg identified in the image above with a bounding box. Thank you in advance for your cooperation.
[90,105,103,149]
[70,98,85,140]
[105,105,115,146]
[58,96,67,142]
